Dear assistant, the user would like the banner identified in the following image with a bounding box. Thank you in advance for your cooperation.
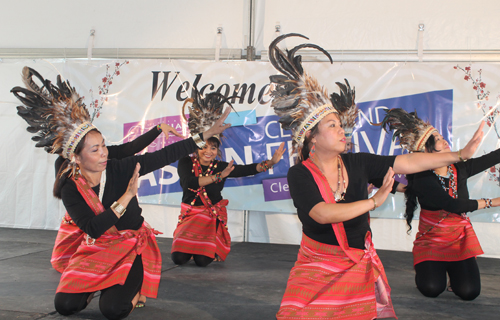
[2,59,500,228]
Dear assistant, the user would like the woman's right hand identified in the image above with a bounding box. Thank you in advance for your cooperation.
[113,163,141,219]
[371,167,395,210]
[203,107,232,139]
[460,121,485,160]
[125,163,141,198]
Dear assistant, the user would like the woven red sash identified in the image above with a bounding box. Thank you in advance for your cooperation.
[51,174,110,273]
[56,176,162,298]
[51,213,84,273]
[413,209,483,265]
[171,200,231,260]
[276,159,396,319]
[413,164,483,265]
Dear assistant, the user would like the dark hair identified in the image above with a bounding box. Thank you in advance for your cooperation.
[403,133,439,232]
[403,174,417,233]
[206,137,221,149]
[424,133,439,153]
[53,129,100,199]
[299,124,320,163]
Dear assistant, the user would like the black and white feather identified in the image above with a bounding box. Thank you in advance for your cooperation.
[381,108,435,152]
[268,33,334,150]
[12,66,91,155]
[182,90,234,140]
[330,79,357,137]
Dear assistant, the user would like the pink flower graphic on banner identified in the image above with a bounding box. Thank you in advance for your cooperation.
[455,64,500,185]
[89,60,129,121]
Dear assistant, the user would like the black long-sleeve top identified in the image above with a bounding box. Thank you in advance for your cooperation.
[54,126,162,176]
[60,137,199,239]
[177,156,260,206]
[287,153,396,250]
[411,148,500,214]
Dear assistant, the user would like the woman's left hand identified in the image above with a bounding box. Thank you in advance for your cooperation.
[461,121,485,160]
[270,142,286,165]
[159,123,184,140]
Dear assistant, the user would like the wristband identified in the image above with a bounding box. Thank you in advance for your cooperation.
[259,160,273,172]
[370,198,377,211]
[482,198,492,209]
[111,201,127,217]
[214,172,223,183]
[458,149,467,162]
[193,133,206,148]
[156,124,162,133]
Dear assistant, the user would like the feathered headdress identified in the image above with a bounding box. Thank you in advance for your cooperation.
[268,33,335,153]
[330,79,357,140]
[12,66,97,174]
[381,108,437,152]
[182,90,233,146]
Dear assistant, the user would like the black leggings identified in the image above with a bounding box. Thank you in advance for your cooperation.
[415,257,481,300]
[171,251,214,267]
[54,255,144,320]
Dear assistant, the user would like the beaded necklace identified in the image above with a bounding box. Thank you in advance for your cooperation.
[433,165,458,199]
[193,157,217,177]
[313,155,346,202]
[179,157,228,229]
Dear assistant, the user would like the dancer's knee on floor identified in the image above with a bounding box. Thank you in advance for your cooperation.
[99,301,133,320]
[417,281,446,298]
[54,293,87,316]
[454,286,480,301]
[171,252,192,265]
[193,254,214,267]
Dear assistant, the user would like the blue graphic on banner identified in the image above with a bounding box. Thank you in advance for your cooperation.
[135,89,453,210]
[353,89,453,156]
[136,114,292,197]
[226,109,257,126]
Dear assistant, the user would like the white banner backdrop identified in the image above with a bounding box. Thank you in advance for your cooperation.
[1,59,500,256]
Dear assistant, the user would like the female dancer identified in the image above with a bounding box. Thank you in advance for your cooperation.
[51,123,182,274]
[383,108,499,301]
[171,92,286,267]
[268,34,484,319]
[13,66,230,319]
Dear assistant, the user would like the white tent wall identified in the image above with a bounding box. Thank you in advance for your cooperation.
[0,0,248,50]
[258,0,500,53]
[1,0,500,259]
[1,1,500,57]
[0,0,500,54]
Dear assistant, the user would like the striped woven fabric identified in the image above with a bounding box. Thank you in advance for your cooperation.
[171,200,231,260]
[276,233,396,320]
[56,176,162,298]
[276,159,397,319]
[57,224,162,298]
[413,209,483,266]
[50,213,84,273]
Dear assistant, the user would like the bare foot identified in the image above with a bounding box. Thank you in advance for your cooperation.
[214,255,222,262]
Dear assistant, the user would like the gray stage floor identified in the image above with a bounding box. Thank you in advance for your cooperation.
[0,227,498,320]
